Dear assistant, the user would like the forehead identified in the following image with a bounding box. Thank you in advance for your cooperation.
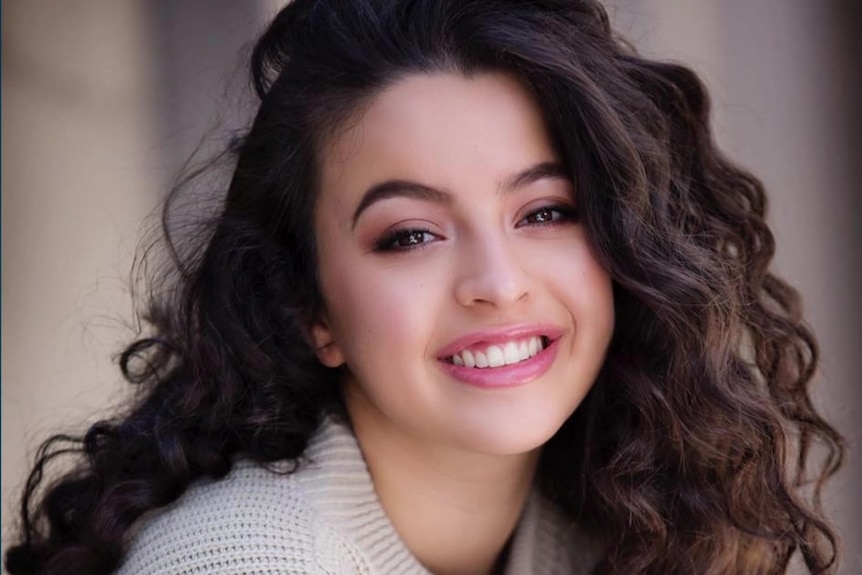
[318,72,559,206]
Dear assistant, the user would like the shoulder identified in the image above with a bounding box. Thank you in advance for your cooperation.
[116,416,412,575]
[116,460,333,575]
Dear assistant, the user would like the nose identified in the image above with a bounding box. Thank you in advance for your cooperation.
[453,233,530,309]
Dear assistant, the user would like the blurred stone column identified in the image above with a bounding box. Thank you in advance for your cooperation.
[1,0,275,556]
[1,0,159,547]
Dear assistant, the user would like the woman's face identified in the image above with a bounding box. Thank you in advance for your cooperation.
[312,72,614,456]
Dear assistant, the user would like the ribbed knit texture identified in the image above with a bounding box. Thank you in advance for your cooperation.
[117,417,597,574]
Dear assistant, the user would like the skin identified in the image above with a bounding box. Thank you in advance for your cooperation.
[311,72,614,575]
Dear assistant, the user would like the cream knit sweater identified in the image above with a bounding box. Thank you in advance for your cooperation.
[117,417,597,574]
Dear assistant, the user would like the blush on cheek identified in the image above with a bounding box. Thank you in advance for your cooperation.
[328,271,425,343]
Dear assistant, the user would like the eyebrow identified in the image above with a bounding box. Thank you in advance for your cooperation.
[351,161,568,228]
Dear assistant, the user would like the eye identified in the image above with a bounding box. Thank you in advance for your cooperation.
[374,228,441,252]
[517,204,579,227]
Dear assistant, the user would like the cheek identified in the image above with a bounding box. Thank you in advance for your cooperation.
[544,241,614,329]
[582,262,615,342]
[321,259,439,364]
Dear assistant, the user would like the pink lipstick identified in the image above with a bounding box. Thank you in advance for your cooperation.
[437,325,562,389]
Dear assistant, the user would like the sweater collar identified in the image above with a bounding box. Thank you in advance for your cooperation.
[297,415,591,574]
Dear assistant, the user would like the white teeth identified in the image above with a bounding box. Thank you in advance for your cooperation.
[503,342,520,365]
[448,336,548,369]
[462,349,475,368]
[487,345,505,368]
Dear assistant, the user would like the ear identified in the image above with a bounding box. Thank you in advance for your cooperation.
[309,321,345,368]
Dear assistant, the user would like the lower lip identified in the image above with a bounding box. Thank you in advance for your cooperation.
[438,338,559,389]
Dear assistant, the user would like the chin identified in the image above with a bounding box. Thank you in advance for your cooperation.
[453,407,574,456]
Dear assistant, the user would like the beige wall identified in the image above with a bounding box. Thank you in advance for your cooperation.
[3,0,859,570]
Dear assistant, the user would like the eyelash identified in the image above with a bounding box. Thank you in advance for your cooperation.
[373,204,579,253]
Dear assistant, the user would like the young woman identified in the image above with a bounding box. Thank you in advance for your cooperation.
[5,1,846,574]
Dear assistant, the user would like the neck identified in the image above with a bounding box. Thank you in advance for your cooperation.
[345,392,539,575]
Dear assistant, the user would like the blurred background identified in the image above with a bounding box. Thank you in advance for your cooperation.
[2,0,860,571]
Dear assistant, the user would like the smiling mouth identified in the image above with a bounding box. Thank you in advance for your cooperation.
[445,336,550,369]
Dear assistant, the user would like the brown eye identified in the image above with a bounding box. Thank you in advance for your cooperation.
[374,229,440,252]
[397,230,432,247]
[527,207,555,224]
[517,204,579,227]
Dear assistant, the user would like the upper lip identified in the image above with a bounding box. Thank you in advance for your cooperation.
[436,324,564,359]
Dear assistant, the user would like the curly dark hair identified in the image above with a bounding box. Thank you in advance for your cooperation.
[5,1,846,574]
